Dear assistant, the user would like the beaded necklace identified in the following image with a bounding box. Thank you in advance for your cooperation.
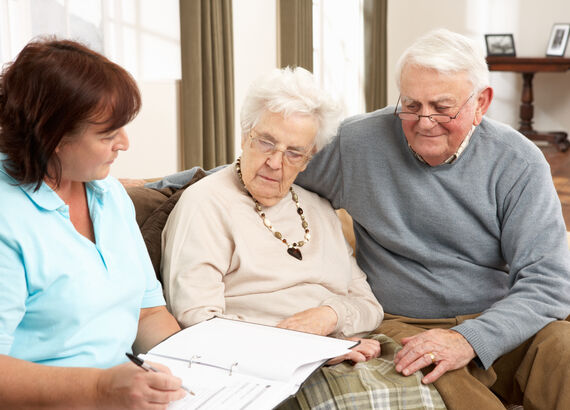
[235,157,310,260]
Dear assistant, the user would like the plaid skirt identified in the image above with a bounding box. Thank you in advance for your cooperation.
[278,334,446,410]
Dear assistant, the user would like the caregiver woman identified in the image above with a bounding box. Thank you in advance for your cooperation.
[0,38,185,409]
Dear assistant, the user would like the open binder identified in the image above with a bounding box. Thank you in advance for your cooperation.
[141,317,357,410]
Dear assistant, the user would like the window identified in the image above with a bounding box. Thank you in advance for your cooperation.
[312,0,365,117]
[0,0,180,81]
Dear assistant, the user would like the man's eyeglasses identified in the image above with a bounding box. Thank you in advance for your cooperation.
[248,130,313,167]
[394,93,474,123]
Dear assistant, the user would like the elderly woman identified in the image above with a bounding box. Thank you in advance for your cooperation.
[0,39,186,408]
[162,67,445,409]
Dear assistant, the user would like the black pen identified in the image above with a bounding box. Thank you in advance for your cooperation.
[126,352,195,395]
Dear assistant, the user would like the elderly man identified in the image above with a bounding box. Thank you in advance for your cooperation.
[295,29,570,408]
[148,29,570,408]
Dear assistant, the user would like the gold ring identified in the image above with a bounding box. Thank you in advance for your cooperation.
[427,352,436,363]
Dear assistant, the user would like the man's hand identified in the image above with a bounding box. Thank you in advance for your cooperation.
[276,306,338,336]
[393,329,475,384]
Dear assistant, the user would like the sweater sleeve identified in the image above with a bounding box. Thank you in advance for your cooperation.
[296,132,344,210]
[453,160,570,368]
[322,239,384,338]
[161,184,241,328]
[146,165,227,190]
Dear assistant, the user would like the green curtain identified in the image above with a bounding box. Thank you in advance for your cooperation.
[179,0,235,170]
[277,0,313,71]
[364,0,388,111]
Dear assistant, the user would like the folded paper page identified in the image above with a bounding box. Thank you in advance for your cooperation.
[143,317,357,409]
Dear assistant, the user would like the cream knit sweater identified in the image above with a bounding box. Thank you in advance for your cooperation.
[162,164,383,338]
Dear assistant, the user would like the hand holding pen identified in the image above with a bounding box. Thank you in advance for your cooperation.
[126,352,195,396]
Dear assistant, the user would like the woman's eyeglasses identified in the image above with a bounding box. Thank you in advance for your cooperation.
[248,131,313,167]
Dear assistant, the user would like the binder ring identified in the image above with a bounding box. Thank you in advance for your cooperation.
[229,362,238,376]
[188,355,201,368]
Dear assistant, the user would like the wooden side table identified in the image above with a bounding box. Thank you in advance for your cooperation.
[486,56,570,151]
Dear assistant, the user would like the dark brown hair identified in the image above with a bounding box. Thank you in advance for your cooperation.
[0,38,141,190]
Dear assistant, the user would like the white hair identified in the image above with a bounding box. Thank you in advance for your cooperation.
[395,29,489,93]
[240,66,341,152]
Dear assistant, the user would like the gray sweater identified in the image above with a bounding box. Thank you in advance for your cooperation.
[296,107,570,368]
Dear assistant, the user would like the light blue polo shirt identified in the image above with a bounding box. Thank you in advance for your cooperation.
[0,156,165,368]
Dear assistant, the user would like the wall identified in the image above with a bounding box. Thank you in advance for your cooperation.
[112,81,181,178]
[387,0,570,134]
[232,0,277,157]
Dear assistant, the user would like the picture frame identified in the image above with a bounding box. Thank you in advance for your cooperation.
[546,23,570,57]
[485,34,516,57]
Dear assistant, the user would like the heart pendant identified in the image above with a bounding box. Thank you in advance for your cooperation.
[287,247,302,260]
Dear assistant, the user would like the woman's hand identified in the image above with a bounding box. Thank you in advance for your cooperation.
[276,306,338,336]
[326,337,381,365]
[96,361,186,409]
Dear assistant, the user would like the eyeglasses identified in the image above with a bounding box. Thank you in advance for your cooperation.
[248,130,313,167]
[394,93,474,123]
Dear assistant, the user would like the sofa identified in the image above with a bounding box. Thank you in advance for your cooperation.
[124,173,569,281]
[124,174,568,410]
[125,173,570,283]
[124,170,357,280]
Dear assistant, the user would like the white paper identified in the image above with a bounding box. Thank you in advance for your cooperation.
[149,317,355,383]
[142,353,292,410]
[144,318,357,409]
